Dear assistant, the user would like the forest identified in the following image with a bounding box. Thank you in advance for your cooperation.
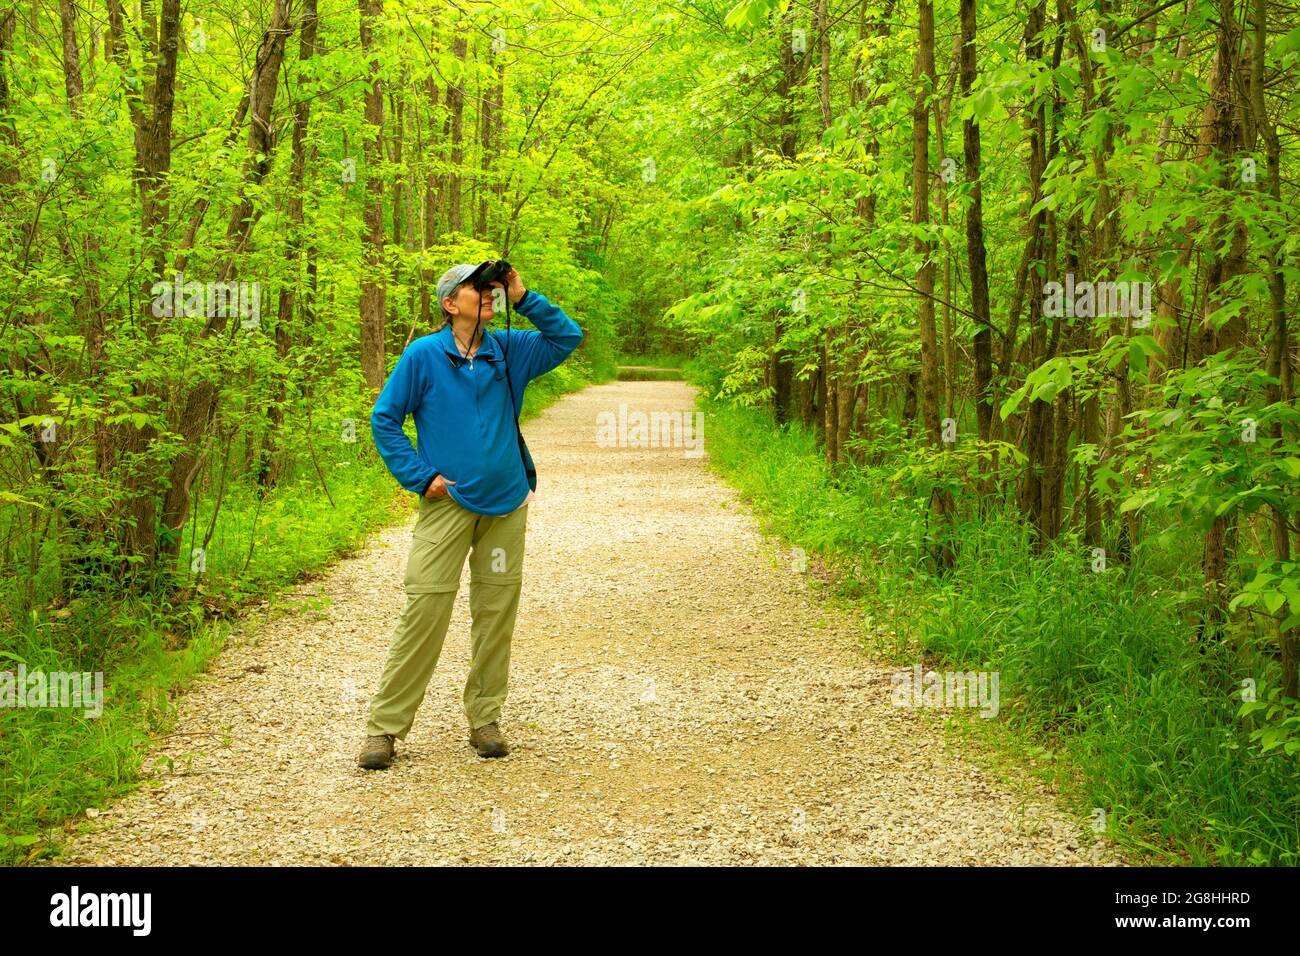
[1,0,1297,867]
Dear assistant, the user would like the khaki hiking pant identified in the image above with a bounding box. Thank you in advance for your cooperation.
[365,492,528,740]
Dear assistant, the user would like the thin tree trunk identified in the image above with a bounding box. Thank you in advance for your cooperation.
[159,0,295,570]
[1249,0,1297,696]
[1198,0,1248,641]
[359,0,386,391]
[959,0,993,445]
[913,0,954,570]
[261,0,319,489]
[446,32,467,233]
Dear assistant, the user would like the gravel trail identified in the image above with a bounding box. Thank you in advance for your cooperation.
[46,380,1117,866]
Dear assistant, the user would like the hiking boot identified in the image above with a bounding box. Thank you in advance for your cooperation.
[358,733,396,770]
[468,721,509,758]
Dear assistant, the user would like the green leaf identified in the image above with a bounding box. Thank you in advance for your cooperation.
[1270,25,1300,60]
[1129,334,1163,358]
[1000,386,1028,421]
[1230,592,1259,611]
[0,491,43,509]
[723,0,787,29]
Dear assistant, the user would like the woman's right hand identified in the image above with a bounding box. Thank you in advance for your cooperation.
[424,474,456,498]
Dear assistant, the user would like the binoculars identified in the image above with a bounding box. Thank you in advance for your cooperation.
[466,259,512,292]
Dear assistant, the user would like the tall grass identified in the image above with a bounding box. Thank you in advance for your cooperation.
[701,394,1300,866]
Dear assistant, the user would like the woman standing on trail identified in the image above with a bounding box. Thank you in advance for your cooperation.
[358,262,583,768]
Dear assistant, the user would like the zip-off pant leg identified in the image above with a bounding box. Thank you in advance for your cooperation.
[464,501,527,730]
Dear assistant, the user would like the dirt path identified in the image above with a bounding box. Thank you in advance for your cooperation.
[47,380,1117,866]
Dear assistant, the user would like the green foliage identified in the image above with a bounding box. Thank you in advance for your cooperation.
[1239,686,1300,758]
[705,393,1300,866]
[1115,353,1299,533]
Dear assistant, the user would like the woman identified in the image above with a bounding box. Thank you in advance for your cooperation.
[359,262,583,768]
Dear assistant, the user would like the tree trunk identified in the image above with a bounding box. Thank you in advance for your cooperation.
[261,0,319,490]
[1198,0,1248,641]
[960,0,993,444]
[158,0,295,571]
[445,32,467,233]
[913,0,953,570]
[359,0,386,392]
[1249,0,1297,696]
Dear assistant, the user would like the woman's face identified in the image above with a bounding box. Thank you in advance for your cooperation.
[444,280,504,323]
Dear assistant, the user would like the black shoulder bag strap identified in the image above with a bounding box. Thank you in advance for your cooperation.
[496,293,537,491]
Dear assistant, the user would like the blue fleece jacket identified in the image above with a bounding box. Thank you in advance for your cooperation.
[370,289,583,516]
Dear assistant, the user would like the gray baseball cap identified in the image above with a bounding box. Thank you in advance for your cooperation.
[435,263,478,318]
